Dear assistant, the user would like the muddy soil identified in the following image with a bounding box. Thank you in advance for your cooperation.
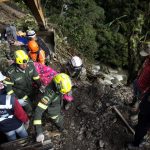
[46,80,150,150]
[47,81,134,150]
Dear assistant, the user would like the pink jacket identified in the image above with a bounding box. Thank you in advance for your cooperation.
[34,62,57,86]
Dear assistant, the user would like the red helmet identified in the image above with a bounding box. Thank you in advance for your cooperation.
[28,40,39,52]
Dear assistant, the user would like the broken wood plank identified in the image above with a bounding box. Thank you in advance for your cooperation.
[112,105,135,135]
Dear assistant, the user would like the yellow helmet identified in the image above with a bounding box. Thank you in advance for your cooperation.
[15,50,29,64]
[53,73,72,94]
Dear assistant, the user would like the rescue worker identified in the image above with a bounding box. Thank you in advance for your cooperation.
[6,50,41,114]
[33,62,73,103]
[26,30,52,64]
[0,71,14,95]
[130,41,150,125]
[128,41,150,149]
[62,56,85,79]
[60,56,86,109]
[28,40,45,65]
[2,25,26,58]
[33,73,72,143]
[0,72,29,141]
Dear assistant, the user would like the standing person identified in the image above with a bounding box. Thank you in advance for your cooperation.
[128,41,150,149]
[33,73,72,143]
[130,41,150,125]
[6,50,41,114]
[26,30,52,64]
[28,40,45,65]
[0,72,29,141]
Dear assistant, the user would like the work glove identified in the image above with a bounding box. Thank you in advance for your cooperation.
[18,99,28,106]
[39,85,46,93]
[36,133,44,143]
[24,120,30,130]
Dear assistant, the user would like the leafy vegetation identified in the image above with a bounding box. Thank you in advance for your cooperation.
[41,0,149,82]
[14,0,149,81]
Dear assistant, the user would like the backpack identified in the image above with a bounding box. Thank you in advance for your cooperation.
[5,25,17,44]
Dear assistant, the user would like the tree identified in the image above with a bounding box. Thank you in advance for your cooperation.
[43,0,105,59]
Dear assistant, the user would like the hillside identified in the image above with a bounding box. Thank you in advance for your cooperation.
[0,1,150,150]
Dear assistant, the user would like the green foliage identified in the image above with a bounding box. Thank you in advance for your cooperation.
[44,0,104,60]
[42,0,149,71]
[11,0,38,31]
[14,14,38,31]
[96,25,127,67]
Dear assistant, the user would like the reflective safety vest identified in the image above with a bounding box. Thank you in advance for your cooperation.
[0,94,22,132]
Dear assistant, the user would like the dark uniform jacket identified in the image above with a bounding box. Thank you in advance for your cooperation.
[0,90,27,132]
[6,61,41,100]
[33,83,62,135]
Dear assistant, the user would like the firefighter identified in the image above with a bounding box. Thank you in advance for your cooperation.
[60,56,85,109]
[33,73,72,143]
[0,72,29,141]
[6,50,41,114]
[28,40,45,65]
[62,56,85,79]
[26,30,52,64]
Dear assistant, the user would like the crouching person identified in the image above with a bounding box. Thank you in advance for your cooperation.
[0,73,29,141]
[33,73,72,143]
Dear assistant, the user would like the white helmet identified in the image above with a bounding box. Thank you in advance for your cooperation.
[26,30,36,38]
[0,71,6,82]
[70,56,83,68]
[0,72,6,90]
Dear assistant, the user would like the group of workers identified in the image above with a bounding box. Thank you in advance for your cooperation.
[0,28,84,143]
[1,25,150,149]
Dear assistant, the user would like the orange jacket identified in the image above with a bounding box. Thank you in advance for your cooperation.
[29,49,45,65]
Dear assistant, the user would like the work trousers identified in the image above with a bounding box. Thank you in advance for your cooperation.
[4,124,28,141]
[133,94,150,146]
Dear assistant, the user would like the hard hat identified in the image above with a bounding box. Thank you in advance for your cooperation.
[53,73,72,94]
[70,56,83,68]
[28,40,39,52]
[140,41,150,56]
[0,72,6,90]
[26,30,36,38]
[15,50,29,64]
[0,71,6,81]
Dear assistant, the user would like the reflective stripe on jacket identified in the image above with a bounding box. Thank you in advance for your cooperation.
[6,61,41,98]
[0,92,22,132]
